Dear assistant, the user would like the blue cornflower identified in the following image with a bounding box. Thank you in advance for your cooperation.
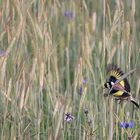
[129,121,134,128]
[64,113,74,123]
[119,121,134,129]
[64,11,74,19]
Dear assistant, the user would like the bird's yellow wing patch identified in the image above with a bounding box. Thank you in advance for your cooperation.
[113,90,124,97]
[108,70,121,79]
[108,70,125,87]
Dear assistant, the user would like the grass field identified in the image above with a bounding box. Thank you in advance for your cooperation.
[0,0,140,139]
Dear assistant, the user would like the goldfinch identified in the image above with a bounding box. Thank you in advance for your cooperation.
[104,64,139,108]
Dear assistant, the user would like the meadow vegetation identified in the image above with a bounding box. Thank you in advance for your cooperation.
[0,0,140,139]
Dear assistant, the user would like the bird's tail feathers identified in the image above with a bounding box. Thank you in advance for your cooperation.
[130,96,139,108]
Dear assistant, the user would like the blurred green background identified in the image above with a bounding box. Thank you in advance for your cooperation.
[0,0,139,139]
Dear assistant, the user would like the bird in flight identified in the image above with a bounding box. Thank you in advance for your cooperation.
[104,64,139,108]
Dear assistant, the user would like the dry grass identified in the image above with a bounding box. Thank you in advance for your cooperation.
[0,0,140,139]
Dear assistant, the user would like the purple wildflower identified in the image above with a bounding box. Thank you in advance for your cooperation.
[119,121,134,129]
[120,122,127,128]
[82,79,87,84]
[64,113,74,123]
[129,121,135,128]
[79,79,87,95]
[79,87,83,95]
[64,11,74,19]
[0,50,7,57]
